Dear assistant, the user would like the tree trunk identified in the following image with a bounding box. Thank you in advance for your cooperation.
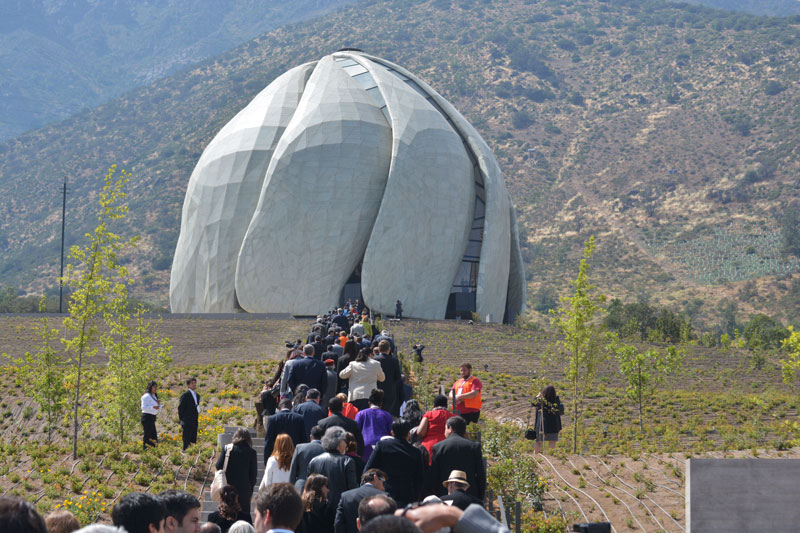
[638,364,644,433]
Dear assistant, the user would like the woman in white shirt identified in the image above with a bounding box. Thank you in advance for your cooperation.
[260,433,294,488]
[140,380,160,450]
[338,348,385,411]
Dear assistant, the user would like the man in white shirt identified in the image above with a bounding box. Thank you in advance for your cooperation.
[253,483,303,533]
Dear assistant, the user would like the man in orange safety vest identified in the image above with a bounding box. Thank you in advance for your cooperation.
[451,363,482,424]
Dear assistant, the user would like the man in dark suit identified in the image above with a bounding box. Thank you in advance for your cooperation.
[289,425,325,492]
[363,420,424,507]
[334,468,388,533]
[332,309,350,332]
[265,398,308,462]
[431,416,486,502]
[374,340,402,416]
[177,377,200,451]
[293,388,327,437]
[311,335,326,360]
[318,397,364,456]
[286,344,328,395]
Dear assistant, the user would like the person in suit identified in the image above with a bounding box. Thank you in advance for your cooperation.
[290,425,326,493]
[318,397,364,457]
[265,398,308,461]
[321,359,338,409]
[311,336,326,360]
[439,470,483,510]
[178,377,200,451]
[363,420,424,507]
[252,482,303,533]
[286,345,328,396]
[306,427,358,510]
[430,416,486,502]
[373,341,402,416]
[334,468,388,533]
[215,429,258,516]
[293,389,327,440]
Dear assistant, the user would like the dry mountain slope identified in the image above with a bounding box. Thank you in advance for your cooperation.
[0,0,798,325]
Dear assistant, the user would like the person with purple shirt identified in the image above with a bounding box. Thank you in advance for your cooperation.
[355,389,394,462]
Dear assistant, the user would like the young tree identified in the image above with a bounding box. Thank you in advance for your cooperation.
[780,326,800,389]
[550,236,609,453]
[62,165,136,458]
[5,297,69,442]
[100,304,172,442]
[614,344,683,432]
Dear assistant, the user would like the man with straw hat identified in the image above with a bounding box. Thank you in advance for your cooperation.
[440,470,483,510]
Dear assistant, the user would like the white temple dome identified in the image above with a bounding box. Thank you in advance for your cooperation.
[170,51,525,323]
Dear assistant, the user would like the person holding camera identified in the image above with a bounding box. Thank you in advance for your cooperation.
[532,385,564,454]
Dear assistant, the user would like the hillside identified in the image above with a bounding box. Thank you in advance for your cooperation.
[0,0,799,328]
[0,0,355,141]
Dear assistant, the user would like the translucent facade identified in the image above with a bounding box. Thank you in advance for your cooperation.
[170,51,526,323]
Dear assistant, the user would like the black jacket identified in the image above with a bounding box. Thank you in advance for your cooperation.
[373,353,402,416]
[286,356,328,395]
[317,413,364,456]
[178,389,199,427]
[311,341,326,360]
[441,489,484,510]
[207,510,252,533]
[214,443,257,513]
[293,401,327,439]
[265,409,308,461]
[297,499,334,533]
[307,451,358,508]
[533,395,564,435]
[431,434,486,501]
[364,437,424,507]
[334,484,386,533]
[290,439,325,492]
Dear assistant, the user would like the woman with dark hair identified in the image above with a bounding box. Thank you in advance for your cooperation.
[533,385,564,454]
[215,428,258,515]
[401,399,424,443]
[208,485,252,533]
[355,389,393,462]
[339,348,385,411]
[343,432,365,479]
[140,381,161,450]
[417,394,453,463]
[337,340,360,393]
[296,474,333,533]
[293,384,310,408]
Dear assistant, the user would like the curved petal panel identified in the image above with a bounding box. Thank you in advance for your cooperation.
[359,53,513,321]
[505,193,527,323]
[467,136,511,322]
[235,56,392,314]
[358,57,474,319]
[169,62,316,312]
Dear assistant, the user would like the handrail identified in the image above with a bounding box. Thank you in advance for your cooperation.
[496,494,509,528]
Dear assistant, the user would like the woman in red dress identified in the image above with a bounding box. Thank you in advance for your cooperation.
[416,394,453,464]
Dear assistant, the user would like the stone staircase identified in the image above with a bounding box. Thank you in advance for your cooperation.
[200,427,264,522]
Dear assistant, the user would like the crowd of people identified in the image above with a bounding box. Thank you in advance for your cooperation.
[205,306,514,533]
[1,481,511,533]
[3,303,565,533]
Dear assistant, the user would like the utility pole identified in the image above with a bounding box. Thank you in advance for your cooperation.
[59,177,68,313]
